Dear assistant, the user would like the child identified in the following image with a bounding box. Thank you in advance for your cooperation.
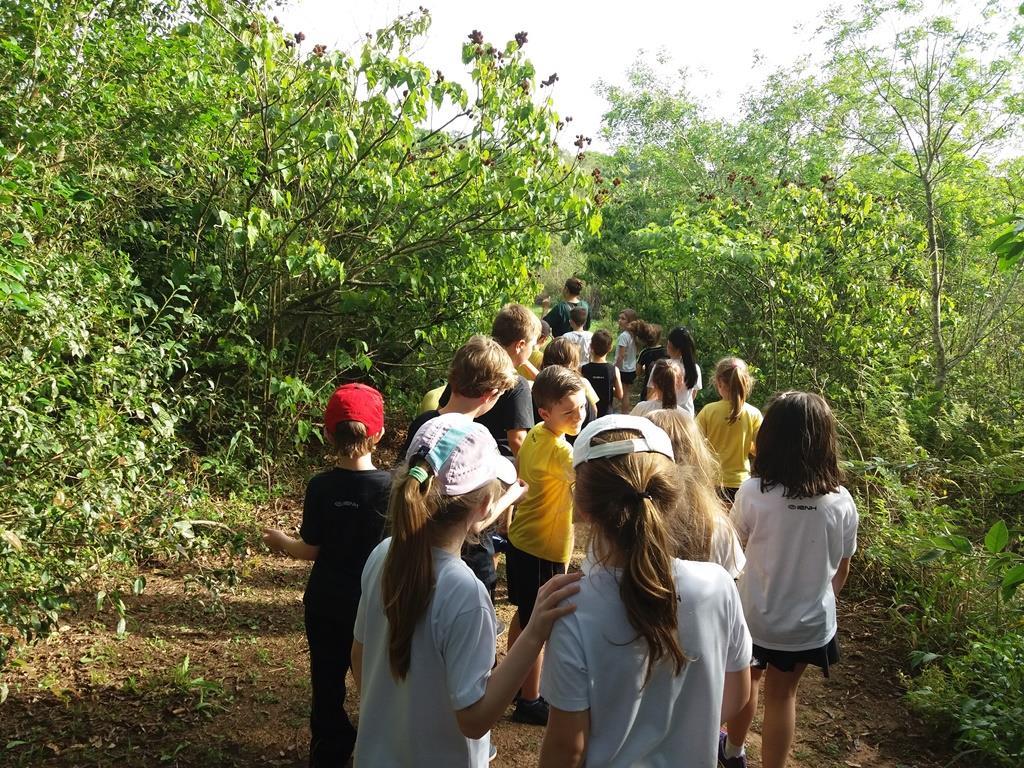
[352,414,582,766]
[634,321,667,401]
[720,392,859,768]
[401,334,520,599]
[506,365,588,725]
[614,308,639,413]
[630,358,685,418]
[648,408,746,578]
[519,320,552,381]
[261,384,391,767]
[667,326,702,415]
[539,337,599,439]
[543,276,591,337]
[581,329,623,418]
[561,305,593,364]
[538,415,752,767]
[696,357,763,503]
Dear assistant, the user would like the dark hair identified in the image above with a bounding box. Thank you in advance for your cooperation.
[753,391,843,498]
[648,359,679,410]
[541,337,581,372]
[631,321,661,347]
[569,305,588,327]
[591,329,613,358]
[332,420,376,459]
[574,428,688,682]
[564,277,584,296]
[666,327,698,390]
[533,365,584,410]
[539,320,552,340]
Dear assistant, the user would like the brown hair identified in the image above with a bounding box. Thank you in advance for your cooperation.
[754,391,843,498]
[532,364,584,411]
[492,303,541,348]
[631,321,661,347]
[618,308,638,324]
[448,335,518,398]
[541,336,581,372]
[646,409,729,562]
[575,429,688,682]
[590,329,613,358]
[569,305,588,327]
[648,359,681,410]
[714,357,753,424]
[332,420,376,459]
[564,277,584,296]
[382,464,502,679]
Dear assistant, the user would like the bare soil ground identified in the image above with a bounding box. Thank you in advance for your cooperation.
[1,498,969,768]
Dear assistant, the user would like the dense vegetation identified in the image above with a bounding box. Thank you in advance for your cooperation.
[1,0,1022,763]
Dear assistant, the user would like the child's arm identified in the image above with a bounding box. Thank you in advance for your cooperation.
[351,640,364,693]
[454,572,582,739]
[613,367,624,401]
[721,668,752,724]
[261,528,319,561]
[472,480,528,533]
[507,429,527,457]
[614,339,626,368]
[832,557,851,597]
[539,708,589,768]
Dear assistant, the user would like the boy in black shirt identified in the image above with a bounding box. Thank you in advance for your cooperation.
[262,383,390,767]
[581,329,623,417]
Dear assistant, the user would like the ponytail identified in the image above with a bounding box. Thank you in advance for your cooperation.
[382,462,499,680]
[714,357,752,424]
[576,430,688,683]
[650,359,680,410]
[667,327,698,390]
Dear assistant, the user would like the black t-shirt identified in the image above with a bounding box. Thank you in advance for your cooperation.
[438,376,534,457]
[581,361,617,417]
[401,409,440,460]
[637,345,669,401]
[300,468,391,613]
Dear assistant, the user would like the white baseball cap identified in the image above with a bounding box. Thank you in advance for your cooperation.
[572,414,675,468]
[405,412,518,495]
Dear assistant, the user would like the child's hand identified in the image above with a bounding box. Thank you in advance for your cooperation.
[496,479,529,514]
[262,527,288,553]
[524,571,583,642]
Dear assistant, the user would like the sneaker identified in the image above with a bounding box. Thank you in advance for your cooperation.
[511,696,549,725]
[718,730,747,768]
[488,743,498,762]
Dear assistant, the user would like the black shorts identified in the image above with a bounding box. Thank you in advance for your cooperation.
[506,542,566,625]
[620,370,637,385]
[752,633,840,678]
[717,486,739,503]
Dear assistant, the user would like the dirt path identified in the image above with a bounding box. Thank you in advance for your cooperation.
[1,500,962,768]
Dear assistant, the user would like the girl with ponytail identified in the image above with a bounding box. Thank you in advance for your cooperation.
[667,326,702,415]
[695,357,763,503]
[539,415,752,767]
[630,358,685,418]
[352,414,581,767]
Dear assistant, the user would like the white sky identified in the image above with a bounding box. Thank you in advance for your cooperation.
[277,0,843,150]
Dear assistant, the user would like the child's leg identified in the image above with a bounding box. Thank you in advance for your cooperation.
[619,379,632,413]
[505,609,543,699]
[724,665,762,750]
[305,606,358,767]
[760,663,807,768]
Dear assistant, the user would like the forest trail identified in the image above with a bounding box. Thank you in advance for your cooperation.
[1,495,962,768]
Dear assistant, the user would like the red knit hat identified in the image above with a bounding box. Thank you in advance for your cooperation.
[324,383,385,437]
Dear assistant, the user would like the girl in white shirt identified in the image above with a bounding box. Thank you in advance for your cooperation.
[614,309,638,413]
[666,326,702,416]
[720,392,859,768]
[630,359,686,418]
[352,414,581,767]
[539,415,752,767]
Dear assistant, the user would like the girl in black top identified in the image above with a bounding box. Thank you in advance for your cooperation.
[634,321,668,401]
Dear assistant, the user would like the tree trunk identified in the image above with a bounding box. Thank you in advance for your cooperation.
[924,179,948,391]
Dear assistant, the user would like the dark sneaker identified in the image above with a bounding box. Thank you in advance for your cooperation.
[511,696,549,725]
[718,730,748,768]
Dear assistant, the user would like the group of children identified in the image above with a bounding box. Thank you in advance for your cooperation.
[261,281,859,768]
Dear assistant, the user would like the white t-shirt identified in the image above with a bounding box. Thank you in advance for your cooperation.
[710,515,746,578]
[354,539,497,767]
[616,331,637,373]
[630,399,690,419]
[730,479,859,651]
[674,362,702,417]
[541,555,752,768]
[563,329,594,365]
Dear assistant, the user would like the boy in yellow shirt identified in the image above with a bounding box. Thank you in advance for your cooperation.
[506,365,587,725]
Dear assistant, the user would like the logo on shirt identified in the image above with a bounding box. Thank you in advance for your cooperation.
[787,504,818,511]
[333,500,359,509]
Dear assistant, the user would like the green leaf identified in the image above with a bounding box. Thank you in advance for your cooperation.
[929,534,972,554]
[325,132,340,151]
[984,520,1009,554]
[70,190,95,202]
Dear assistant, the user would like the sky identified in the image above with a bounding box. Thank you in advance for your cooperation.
[276,0,846,151]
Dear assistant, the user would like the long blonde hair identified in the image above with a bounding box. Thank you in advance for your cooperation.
[714,357,753,424]
[575,429,688,682]
[382,463,500,680]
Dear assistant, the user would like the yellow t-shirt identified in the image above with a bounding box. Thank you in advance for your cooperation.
[419,385,446,414]
[696,400,763,489]
[509,423,575,563]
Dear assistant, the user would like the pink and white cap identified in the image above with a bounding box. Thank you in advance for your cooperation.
[405,412,518,495]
